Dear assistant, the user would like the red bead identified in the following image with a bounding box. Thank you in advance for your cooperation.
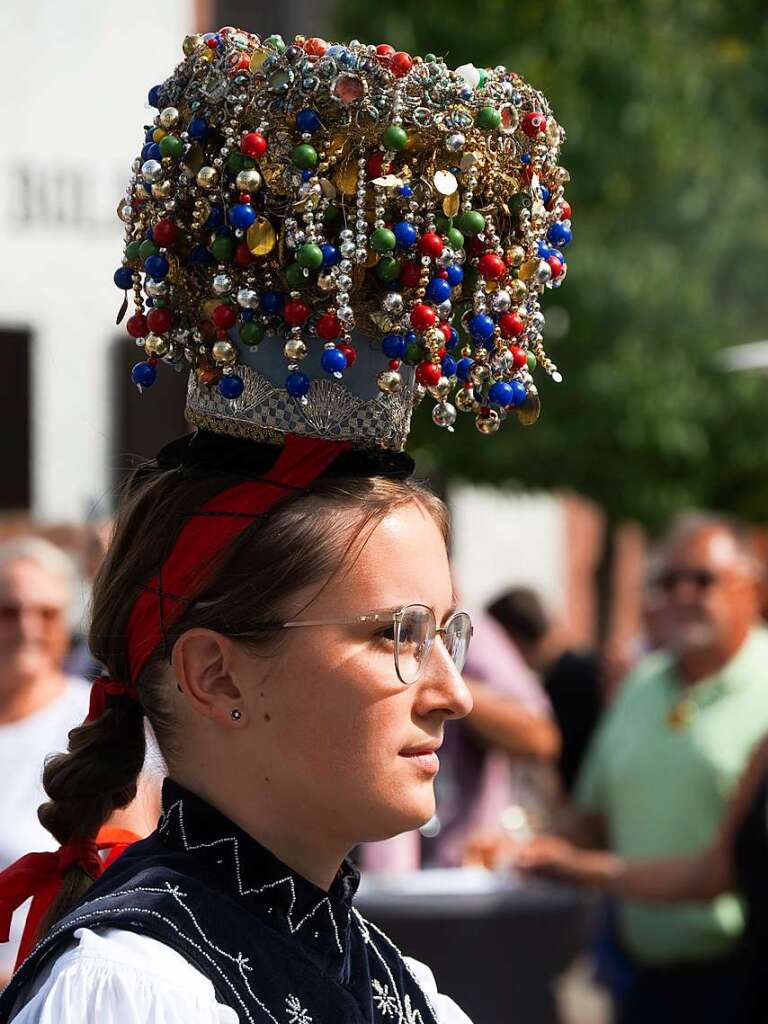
[153,220,178,246]
[439,322,453,343]
[366,152,391,177]
[399,261,421,288]
[147,307,173,333]
[241,131,267,159]
[560,201,572,221]
[499,313,524,338]
[239,192,251,204]
[522,165,534,184]
[212,304,237,330]
[389,359,401,370]
[418,232,443,258]
[438,347,447,359]
[283,299,311,326]
[303,37,328,56]
[410,303,437,332]
[416,361,442,387]
[478,252,507,280]
[510,345,528,368]
[376,43,395,58]
[390,51,413,78]
[547,255,564,279]
[235,242,253,266]
[437,269,449,279]
[206,37,218,48]
[468,236,485,254]
[522,112,547,137]
[126,313,148,338]
[338,342,357,367]
[316,313,341,340]
[236,55,250,70]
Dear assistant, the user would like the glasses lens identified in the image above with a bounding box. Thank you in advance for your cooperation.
[395,605,435,684]
[444,612,472,672]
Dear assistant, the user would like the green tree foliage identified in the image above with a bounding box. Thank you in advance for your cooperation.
[335,0,768,528]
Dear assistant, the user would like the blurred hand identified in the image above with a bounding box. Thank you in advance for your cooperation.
[464,828,585,878]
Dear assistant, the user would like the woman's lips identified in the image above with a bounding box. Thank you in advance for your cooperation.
[399,751,440,774]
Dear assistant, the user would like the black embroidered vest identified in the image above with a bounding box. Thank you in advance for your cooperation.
[0,781,440,1024]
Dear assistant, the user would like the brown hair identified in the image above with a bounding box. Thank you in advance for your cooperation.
[37,456,447,932]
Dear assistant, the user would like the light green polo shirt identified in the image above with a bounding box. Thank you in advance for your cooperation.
[576,626,768,965]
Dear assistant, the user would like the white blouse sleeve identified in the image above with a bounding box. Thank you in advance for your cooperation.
[404,956,474,1024]
[9,927,238,1024]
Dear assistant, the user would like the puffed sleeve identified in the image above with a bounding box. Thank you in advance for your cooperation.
[9,928,238,1024]
[403,956,474,1024]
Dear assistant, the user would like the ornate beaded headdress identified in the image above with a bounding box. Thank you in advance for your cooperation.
[115,27,572,449]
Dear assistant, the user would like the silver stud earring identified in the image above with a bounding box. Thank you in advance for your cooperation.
[230,708,242,721]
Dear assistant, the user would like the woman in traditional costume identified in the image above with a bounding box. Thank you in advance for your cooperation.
[0,25,570,1022]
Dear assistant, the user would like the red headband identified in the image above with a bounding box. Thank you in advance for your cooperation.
[122,433,351,688]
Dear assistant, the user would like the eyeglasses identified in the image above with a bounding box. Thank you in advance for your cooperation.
[280,604,473,685]
[653,568,718,593]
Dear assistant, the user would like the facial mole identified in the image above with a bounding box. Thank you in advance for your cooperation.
[260,692,265,698]
[264,713,271,722]
[264,776,270,783]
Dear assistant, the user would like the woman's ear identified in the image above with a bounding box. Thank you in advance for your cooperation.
[172,629,244,725]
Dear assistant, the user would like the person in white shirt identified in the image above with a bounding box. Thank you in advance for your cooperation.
[0,538,90,983]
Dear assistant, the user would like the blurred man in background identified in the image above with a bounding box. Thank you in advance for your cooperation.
[536,514,768,1023]
[0,537,90,982]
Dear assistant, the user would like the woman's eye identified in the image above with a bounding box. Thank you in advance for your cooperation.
[374,626,396,643]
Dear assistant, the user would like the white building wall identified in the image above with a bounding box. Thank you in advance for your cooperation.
[0,0,194,521]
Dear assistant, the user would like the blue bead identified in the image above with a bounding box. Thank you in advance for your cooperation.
[537,241,551,258]
[296,108,321,133]
[398,186,413,198]
[113,267,133,289]
[446,327,460,350]
[456,357,474,382]
[301,169,314,182]
[145,227,154,239]
[260,290,284,314]
[488,381,514,406]
[326,45,346,58]
[188,118,208,139]
[141,143,152,160]
[321,348,348,374]
[460,88,473,101]
[446,265,464,287]
[547,222,572,247]
[520,152,531,164]
[219,375,244,399]
[131,361,156,387]
[393,221,418,248]
[425,277,452,304]
[190,244,213,266]
[441,355,458,377]
[405,331,417,344]
[510,380,527,406]
[548,247,564,263]
[144,255,169,280]
[229,203,256,229]
[204,204,224,230]
[382,333,408,359]
[320,243,340,267]
[285,371,311,397]
[468,314,495,341]
[241,310,254,321]
[539,186,551,205]
[147,85,163,108]
[147,143,162,162]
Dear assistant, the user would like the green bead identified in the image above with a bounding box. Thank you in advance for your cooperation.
[526,351,537,372]
[447,227,465,251]
[211,235,235,262]
[226,152,255,174]
[139,239,158,260]
[297,242,323,269]
[292,144,318,169]
[125,240,142,263]
[424,53,437,63]
[159,134,184,159]
[322,204,341,227]
[457,210,486,236]
[382,124,408,151]
[405,342,424,365]
[285,262,305,288]
[434,215,453,235]
[376,255,401,281]
[264,33,285,50]
[475,106,500,131]
[240,321,265,346]
[371,227,396,253]
[508,192,532,218]
[477,69,488,88]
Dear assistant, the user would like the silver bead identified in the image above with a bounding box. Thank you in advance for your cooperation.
[284,339,308,360]
[377,369,403,394]
[382,292,404,315]
[489,289,512,314]
[212,274,232,296]
[159,106,179,129]
[446,132,466,153]
[436,299,453,319]
[141,159,163,183]
[235,168,262,192]
[432,401,457,429]
[145,278,168,298]
[237,288,259,308]
[534,260,552,285]
[340,241,356,258]
[337,305,354,322]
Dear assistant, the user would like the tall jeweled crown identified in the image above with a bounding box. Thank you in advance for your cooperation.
[115,28,571,449]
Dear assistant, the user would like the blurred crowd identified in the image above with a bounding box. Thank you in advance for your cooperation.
[1,508,767,1022]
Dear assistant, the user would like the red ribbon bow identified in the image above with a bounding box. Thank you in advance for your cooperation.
[86,675,137,723]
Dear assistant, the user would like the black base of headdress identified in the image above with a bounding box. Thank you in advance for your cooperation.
[142,431,415,485]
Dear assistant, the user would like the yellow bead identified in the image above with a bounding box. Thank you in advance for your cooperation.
[152,128,167,143]
[212,340,236,365]
[246,217,277,256]
[197,166,218,190]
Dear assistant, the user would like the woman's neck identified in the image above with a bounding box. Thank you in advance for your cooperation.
[169,773,347,891]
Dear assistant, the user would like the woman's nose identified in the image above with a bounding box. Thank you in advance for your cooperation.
[416,638,473,720]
